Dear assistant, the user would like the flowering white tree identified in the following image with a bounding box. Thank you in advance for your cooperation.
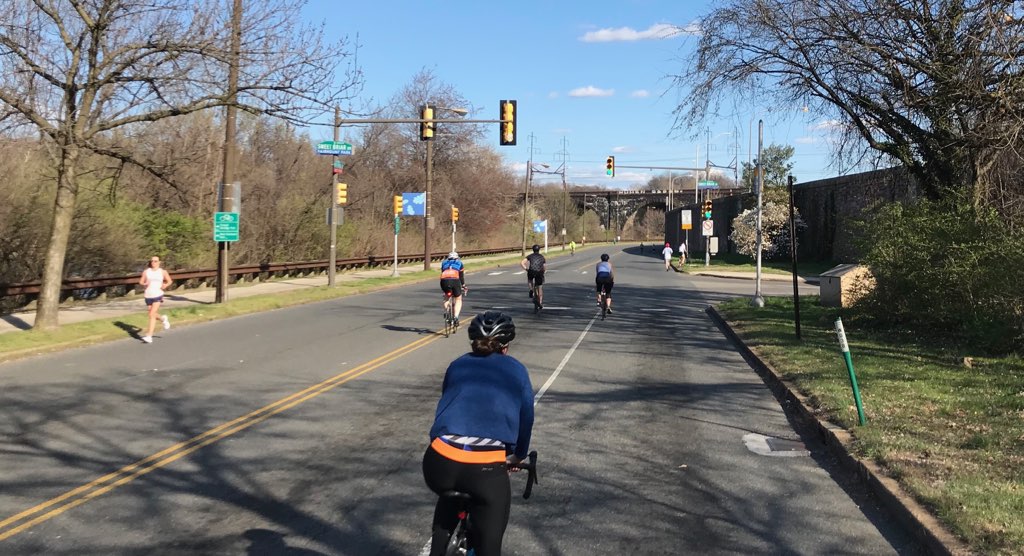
[731,201,805,259]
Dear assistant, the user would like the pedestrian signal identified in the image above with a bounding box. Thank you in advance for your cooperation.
[420,105,434,141]
[499,100,516,146]
[605,156,615,177]
[335,182,348,205]
[393,195,403,216]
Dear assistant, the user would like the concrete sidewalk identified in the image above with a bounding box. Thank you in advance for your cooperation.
[686,269,821,285]
[0,253,525,335]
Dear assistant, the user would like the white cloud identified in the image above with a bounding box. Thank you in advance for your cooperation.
[580,23,684,43]
[612,146,630,153]
[548,91,559,99]
[810,119,844,132]
[795,136,818,145]
[568,86,614,97]
[508,161,528,173]
[630,89,650,98]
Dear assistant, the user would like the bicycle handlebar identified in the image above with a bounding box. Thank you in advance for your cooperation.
[509,451,539,500]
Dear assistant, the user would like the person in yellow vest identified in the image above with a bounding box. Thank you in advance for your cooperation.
[569,240,576,256]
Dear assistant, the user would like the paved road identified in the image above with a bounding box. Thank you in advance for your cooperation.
[0,247,920,555]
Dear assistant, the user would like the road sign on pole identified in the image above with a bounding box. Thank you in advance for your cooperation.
[698,180,719,189]
[680,211,692,230]
[214,211,240,242]
[701,219,714,237]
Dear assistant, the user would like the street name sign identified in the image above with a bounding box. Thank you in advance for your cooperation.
[698,180,719,190]
[316,141,353,156]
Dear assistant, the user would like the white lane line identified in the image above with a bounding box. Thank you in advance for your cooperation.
[487,271,506,276]
[513,271,525,275]
[538,306,571,310]
[534,315,597,406]
[640,308,670,312]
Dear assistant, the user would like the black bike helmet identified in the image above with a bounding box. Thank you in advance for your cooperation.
[600,253,610,262]
[468,311,516,345]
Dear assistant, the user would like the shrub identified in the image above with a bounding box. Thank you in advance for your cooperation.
[731,199,805,259]
[853,200,1024,353]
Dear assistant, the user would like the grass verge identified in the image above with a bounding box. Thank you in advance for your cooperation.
[718,296,1024,555]
[0,251,538,363]
[682,252,836,276]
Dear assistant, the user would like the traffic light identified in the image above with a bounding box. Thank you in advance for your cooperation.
[335,182,348,205]
[393,195,403,216]
[605,156,615,177]
[420,105,434,141]
[702,199,712,219]
[499,100,516,146]
[451,206,460,222]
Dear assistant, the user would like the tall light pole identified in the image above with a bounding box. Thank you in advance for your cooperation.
[752,119,766,307]
[422,104,467,270]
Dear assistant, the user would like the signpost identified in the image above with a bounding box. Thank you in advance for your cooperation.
[698,180,719,189]
[701,219,714,236]
[402,192,426,216]
[316,141,353,156]
[680,210,692,231]
[213,212,239,242]
[532,219,549,253]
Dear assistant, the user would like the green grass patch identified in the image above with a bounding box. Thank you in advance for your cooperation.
[718,296,1024,555]
[0,251,542,363]
[683,252,836,276]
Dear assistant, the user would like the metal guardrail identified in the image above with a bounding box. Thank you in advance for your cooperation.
[0,246,523,301]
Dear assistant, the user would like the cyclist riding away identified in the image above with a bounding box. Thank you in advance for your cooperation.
[440,252,466,327]
[423,311,535,556]
[595,253,614,314]
[520,244,546,309]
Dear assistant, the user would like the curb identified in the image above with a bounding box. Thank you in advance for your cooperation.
[687,271,820,285]
[706,305,972,556]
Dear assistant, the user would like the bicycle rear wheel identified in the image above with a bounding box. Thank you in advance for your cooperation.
[600,293,608,320]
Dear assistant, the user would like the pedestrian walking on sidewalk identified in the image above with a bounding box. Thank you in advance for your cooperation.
[662,242,674,271]
[139,256,172,344]
[678,241,688,267]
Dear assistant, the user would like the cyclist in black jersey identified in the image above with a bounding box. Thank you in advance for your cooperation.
[595,253,614,314]
[519,244,546,309]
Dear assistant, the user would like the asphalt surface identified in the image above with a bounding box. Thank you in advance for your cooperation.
[0,247,921,555]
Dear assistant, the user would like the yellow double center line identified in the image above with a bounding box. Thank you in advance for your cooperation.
[0,330,444,542]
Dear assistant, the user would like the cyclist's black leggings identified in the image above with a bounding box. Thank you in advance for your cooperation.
[423,445,511,556]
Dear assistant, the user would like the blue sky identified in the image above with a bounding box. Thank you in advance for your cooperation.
[303,0,838,188]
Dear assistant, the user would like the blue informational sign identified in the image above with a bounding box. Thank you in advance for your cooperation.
[532,219,547,233]
[402,192,425,216]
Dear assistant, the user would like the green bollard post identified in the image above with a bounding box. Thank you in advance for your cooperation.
[834,317,867,426]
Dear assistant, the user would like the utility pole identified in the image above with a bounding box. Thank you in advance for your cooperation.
[216,0,242,304]
[520,133,539,256]
[705,129,712,268]
[556,136,569,250]
[328,105,340,286]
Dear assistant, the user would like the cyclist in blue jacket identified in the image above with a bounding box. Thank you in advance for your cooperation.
[423,311,534,556]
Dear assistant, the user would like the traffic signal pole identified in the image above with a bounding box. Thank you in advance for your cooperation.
[752,119,766,308]
[329,105,340,286]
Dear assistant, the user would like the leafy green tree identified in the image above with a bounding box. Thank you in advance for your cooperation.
[740,144,795,191]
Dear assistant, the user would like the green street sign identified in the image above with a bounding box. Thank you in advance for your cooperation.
[214,211,239,242]
[316,141,353,155]
[394,215,401,235]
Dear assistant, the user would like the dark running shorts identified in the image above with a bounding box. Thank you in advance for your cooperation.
[145,296,164,306]
[527,270,545,287]
[595,274,613,295]
[440,279,463,297]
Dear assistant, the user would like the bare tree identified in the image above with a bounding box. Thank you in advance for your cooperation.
[672,0,1024,205]
[0,0,361,329]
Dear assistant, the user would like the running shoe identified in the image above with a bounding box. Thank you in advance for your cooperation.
[141,336,153,344]
[162,315,170,330]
